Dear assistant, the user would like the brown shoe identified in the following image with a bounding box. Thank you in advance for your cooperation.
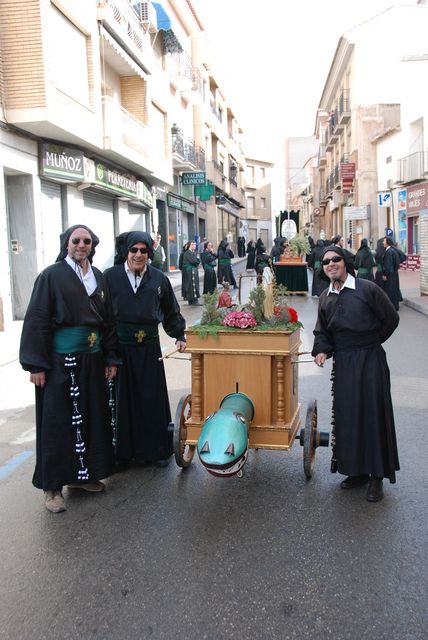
[68,481,105,492]
[44,491,66,513]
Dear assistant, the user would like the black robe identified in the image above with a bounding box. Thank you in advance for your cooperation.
[312,278,400,483]
[201,250,217,294]
[217,248,237,287]
[181,249,200,302]
[103,264,185,463]
[354,246,375,281]
[382,247,401,310]
[308,243,329,297]
[246,243,256,270]
[19,261,119,490]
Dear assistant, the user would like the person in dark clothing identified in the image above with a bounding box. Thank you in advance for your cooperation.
[104,231,186,468]
[217,240,237,287]
[181,241,201,304]
[354,238,375,280]
[201,241,217,294]
[246,240,256,270]
[19,225,120,513]
[270,238,284,263]
[312,245,400,502]
[331,234,355,266]
[255,244,271,278]
[237,236,246,257]
[178,242,190,300]
[382,236,401,310]
[308,239,329,296]
[374,238,385,289]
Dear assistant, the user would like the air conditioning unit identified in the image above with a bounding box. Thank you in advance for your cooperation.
[134,1,157,33]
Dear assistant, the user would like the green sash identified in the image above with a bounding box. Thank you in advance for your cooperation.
[116,322,159,345]
[182,263,197,271]
[53,327,100,354]
[204,263,216,270]
[219,258,231,266]
[357,267,370,274]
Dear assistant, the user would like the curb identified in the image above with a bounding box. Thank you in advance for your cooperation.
[402,298,428,317]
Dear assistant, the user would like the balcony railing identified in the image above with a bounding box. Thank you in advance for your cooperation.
[318,144,327,165]
[172,132,196,166]
[397,151,426,183]
[338,89,351,124]
[97,0,155,66]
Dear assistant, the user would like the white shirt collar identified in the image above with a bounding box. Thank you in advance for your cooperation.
[327,273,356,295]
[64,255,97,295]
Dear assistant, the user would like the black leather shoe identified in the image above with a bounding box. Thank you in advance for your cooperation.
[340,474,370,489]
[366,477,384,502]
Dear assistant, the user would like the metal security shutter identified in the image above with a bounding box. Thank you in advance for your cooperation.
[128,204,149,232]
[40,180,63,267]
[82,191,115,270]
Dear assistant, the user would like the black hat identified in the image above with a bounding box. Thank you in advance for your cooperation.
[114,231,154,264]
[56,224,99,263]
[319,245,355,281]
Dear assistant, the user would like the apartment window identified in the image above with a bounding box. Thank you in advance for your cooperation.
[260,167,266,179]
[247,196,255,211]
[49,5,89,106]
[260,197,266,209]
[247,165,255,183]
[386,156,392,164]
[218,105,223,123]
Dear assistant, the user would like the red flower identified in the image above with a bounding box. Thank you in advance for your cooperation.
[288,307,298,322]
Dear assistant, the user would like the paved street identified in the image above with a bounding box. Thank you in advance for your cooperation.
[0,269,427,640]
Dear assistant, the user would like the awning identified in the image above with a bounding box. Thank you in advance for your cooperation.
[99,26,147,80]
[152,2,171,30]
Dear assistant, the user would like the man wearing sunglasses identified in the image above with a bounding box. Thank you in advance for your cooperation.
[312,245,400,502]
[19,225,120,513]
[104,231,186,468]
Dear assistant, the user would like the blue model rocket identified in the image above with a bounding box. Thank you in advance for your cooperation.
[197,392,255,477]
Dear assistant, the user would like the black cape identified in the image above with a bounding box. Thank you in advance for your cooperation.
[312,278,400,483]
[19,261,119,490]
[217,248,237,287]
[181,249,200,302]
[382,247,401,310]
[201,250,217,294]
[246,243,256,270]
[354,246,375,281]
[103,264,186,462]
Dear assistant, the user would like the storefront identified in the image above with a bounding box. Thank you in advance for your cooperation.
[166,192,196,270]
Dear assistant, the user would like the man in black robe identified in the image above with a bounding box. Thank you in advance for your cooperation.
[201,241,217,294]
[181,241,201,305]
[104,231,186,467]
[312,245,400,502]
[20,225,120,513]
[382,236,401,310]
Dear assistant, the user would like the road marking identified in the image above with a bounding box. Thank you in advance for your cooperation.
[0,451,33,481]
[11,427,36,445]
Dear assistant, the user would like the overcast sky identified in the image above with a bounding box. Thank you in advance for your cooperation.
[191,0,417,156]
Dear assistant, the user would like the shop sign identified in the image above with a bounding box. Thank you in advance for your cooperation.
[95,162,138,198]
[194,183,215,200]
[344,205,368,220]
[406,181,428,214]
[137,181,154,208]
[341,163,355,193]
[181,172,206,185]
[167,193,195,214]
[40,143,85,181]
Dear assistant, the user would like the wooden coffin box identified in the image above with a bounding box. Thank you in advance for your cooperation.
[184,328,301,450]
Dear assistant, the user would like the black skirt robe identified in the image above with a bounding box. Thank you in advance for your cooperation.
[103,264,185,463]
[312,278,400,483]
[201,250,217,294]
[19,262,119,490]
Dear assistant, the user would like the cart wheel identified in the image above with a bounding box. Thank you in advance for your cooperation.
[303,400,317,479]
[173,394,195,468]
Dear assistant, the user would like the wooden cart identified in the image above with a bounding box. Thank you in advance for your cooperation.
[173,327,328,478]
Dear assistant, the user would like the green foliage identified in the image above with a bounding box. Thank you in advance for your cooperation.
[289,235,311,256]
[273,282,289,305]
[246,285,265,324]
[200,290,221,325]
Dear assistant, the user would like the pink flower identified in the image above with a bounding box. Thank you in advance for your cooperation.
[222,311,257,328]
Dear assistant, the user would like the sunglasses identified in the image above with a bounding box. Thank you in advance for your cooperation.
[71,237,91,245]
[322,256,343,266]
[129,247,148,254]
